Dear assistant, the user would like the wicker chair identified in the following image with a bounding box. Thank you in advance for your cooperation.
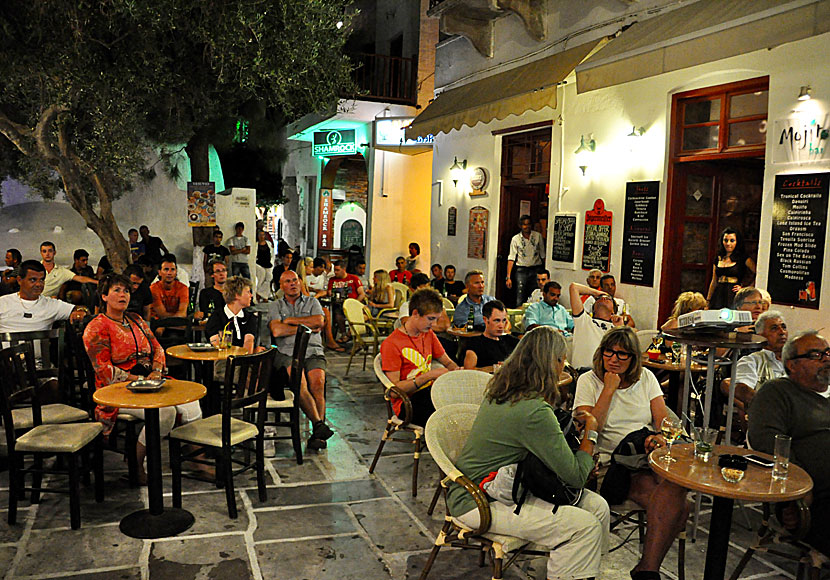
[343,298,380,376]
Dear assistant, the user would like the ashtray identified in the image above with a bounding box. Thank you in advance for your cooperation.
[127,379,165,393]
[187,343,216,352]
[718,454,747,483]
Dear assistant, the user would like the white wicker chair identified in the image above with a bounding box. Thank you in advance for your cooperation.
[430,370,491,409]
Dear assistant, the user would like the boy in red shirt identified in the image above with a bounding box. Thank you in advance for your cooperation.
[389,256,412,285]
[327,260,365,342]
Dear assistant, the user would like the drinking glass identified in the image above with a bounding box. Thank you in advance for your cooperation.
[218,329,232,350]
[691,426,717,462]
[661,416,683,464]
[773,434,791,480]
[671,342,682,364]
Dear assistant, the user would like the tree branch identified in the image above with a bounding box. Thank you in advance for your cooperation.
[33,105,68,163]
[0,107,37,157]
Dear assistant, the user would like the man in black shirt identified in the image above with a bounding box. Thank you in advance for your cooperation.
[62,249,96,302]
[462,300,518,369]
[202,229,230,286]
[196,259,227,320]
[125,264,153,320]
[139,224,168,266]
[442,264,466,305]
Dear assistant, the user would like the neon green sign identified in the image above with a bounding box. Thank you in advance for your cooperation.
[312,129,356,156]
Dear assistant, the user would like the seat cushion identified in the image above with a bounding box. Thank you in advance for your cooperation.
[12,404,89,429]
[169,414,258,447]
[448,517,542,553]
[16,422,103,453]
[244,391,295,410]
[116,413,142,423]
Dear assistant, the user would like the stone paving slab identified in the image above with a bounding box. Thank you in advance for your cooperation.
[62,569,142,580]
[251,478,387,508]
[254,504,358,541]
[271,457,328,484]
[30,477,143,530]
[149,535,253,579]
[174,489,250,535]
[351,498,433,552]
[256,534,393,579]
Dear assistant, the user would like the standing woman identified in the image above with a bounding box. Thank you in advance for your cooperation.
[706,227,756,310]
[254,230,273,302]
[367,269,394,316]
[83,274,203,485]
[448,327,609,580]
[205,276,257,354]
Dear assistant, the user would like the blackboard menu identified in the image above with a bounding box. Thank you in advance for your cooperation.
[581,199,613,272]
[621,181,660,286]
[768,173,828,308]
[551,214,576,263]
[447,207,457,236]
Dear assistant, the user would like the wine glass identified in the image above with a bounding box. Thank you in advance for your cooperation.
[661,416,683,464]
[652,333,664,350]
[671,342,683,364]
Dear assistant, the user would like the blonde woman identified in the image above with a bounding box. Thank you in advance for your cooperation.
[367,269,394,316]
[661,291,708,333]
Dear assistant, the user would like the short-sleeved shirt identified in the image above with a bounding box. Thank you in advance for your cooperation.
[205,305,257,346]
[265,295,324,358]
[442,280,465,301]
[203,244,230,266]
[735,349,786,392]
[528,288,544,303]
[390,270,412,285]
[574,369,663,460]
[126,281,153,317]
[461,334,518,368]
[507,230,545,267]
[380,327,446,416]
[42,265,76,298]
[306,272,330,294]
[198,287,224,318]
[150,280,189,318]
[328,274,362,304]
[523,301,574,335]
[570,311,615,369]
[227,235,249,264]
[143,236,165,264]
[452,294,496,330]
[0,293,75,332]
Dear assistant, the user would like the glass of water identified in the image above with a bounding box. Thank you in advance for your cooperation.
[773,434,791,480]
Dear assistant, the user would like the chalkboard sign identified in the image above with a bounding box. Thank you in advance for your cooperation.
[621,181,660,286]
[768,173,828,308]
[551,213,577,263]
[581,199,612,272]
[447,207,457,236]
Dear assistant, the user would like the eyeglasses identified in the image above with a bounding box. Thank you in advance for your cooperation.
[742,300,764,306]
[790,348,830,361]
[602,348,633,361]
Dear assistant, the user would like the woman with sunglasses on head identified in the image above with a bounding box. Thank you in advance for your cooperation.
[573,327,689,580]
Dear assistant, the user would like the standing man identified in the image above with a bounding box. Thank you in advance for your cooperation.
[442,264,465,305]
[569,282,625,369]
[462,300,518,369]
[203,229,230,286]
[196,260,228,320]
[527,269,550,304]
[227,221,251,278]
[523,281,573,335]
[505,214,545,307]
[139,225,168,266]
[452,270,495,331]
[150,256,189,319]
[267,271,334,451]
[40,241,97,298]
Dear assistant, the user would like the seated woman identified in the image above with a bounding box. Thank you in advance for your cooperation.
[366,269,394,317]
[83,274,203,485]
[205,276,257,354]
[661,291,708,333]
[447,327,609,580]
[574,327,689,580]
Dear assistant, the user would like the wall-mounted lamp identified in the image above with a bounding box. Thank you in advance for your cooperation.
[627,126,645,138]
[574,134,596,176]
[450,156,467,187]
[798,85,812,101]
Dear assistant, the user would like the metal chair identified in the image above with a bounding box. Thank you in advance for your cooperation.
[169,348,276,518]
[0,344,104,530]
[343,298,380,376]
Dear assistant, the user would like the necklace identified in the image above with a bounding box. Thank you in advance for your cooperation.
[402,323,426,351]
[104,313,130,327]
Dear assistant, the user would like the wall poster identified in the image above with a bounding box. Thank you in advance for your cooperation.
[620,181,660,286]
[467,206,489,260]
[581,199,612,272]
[187,181,216,226]
[768,173,828,308]
[551,213,577,265]
[447,206,457,236]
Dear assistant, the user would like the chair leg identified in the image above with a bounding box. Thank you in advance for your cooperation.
[256,436,267,504]
[677,533,686,580]
[419,520,451,580]
[8,455,20,525]
[290,408,303,465]
[412,433,422,497]
[94,436,104,503]
[427,477,443,516]
[369,425,392,474]
[170,439,182,509]
[30,455,43,504]
[67,453,81,530]
[345,344,358,376]
[222,446,238,519]
[80,445,91,487]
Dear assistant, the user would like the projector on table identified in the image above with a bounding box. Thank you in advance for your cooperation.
[677,309,753,331]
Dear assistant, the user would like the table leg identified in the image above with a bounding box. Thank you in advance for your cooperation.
[703,496,734,580]
[667,372,680,415]
[118,408,195,539]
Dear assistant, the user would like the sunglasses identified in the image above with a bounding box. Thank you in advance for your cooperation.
[602,348,632,361]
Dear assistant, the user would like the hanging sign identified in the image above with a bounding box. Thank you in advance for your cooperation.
[581,199,612,272]
[621,181,660,286]
[467,206,489,260]
[312,129,357,156]
[551,213,577,265]
[187,181,216,226]
[447,207,457,236]
[768,173,828,308]
[317,188,334,250]
[772,114,830,164]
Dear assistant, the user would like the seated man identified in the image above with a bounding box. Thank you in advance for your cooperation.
[327,260,365,342]
[196,259,227,320]
[267,270,333,450]
[390,256,412,285]
[202,229,230,286]
[1,248,22,294]
[397,273,450,332]
[441,264,465,305]
[305,257,330,299]
[429,263,444,293]
[523,281,573,335]
[381,288,459,426]
[526,269,550,304]
[569,282,624,369]
[150,255,189,319]
[462,300,518,369]
[40,241,97,298]
[734,286,765,322]
[583,274,636,327]
[124,264,153,320]
[748,331,830,557]
[452,270,495,331]
[584,268,603,302]
[61,248,96,303]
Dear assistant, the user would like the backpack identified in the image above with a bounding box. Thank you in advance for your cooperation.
[599,427,655,505]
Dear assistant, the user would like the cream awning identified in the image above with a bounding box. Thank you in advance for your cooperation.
[405,39,601,140]
[576,0,830,93]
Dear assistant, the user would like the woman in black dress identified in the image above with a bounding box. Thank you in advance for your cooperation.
[706,227,756,310]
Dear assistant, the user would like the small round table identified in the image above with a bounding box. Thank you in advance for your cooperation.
[650,443,812,580]
[447,327,482,339]
[166,345,247,413]
[94,379,206,539]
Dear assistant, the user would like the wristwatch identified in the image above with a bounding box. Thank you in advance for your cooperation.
[585,430,599,445]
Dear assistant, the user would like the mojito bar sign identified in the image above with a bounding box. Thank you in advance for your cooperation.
[313,129,357,156]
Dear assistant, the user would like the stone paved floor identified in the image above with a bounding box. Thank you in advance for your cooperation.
[0,350,817,579]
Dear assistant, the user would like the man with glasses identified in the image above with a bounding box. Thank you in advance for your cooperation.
[726,311,789,410]
[196,260,228,320]
[734,287,764,321]
[569,281,624,369]
[748,331,830,557]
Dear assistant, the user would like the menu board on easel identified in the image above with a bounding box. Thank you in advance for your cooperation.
[581,199,612,272]
[621,181,660,286]
[467,206,488,260]
[768,173,828,308]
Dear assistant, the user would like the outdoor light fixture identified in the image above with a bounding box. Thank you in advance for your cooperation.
[450,156,467,187]
[798,85,812,101]
[574,134,596,176]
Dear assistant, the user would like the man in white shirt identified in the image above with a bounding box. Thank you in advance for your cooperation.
[569,282,624,369]
[583,274,635,328]
[505,215,545,307]
[727,310,789,408]
[40,241,97,298]
[0,260,88,332]
[527,269,550,304]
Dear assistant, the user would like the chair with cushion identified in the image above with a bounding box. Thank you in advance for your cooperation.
[244,325,311,465]
[169,347,275,518]
[420,403,548,580]
[343,298,380,376]
[0,344,104,530]
[369,353,424,496]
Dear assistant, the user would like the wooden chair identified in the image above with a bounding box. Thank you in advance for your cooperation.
[150,316,193,378]
[369,354,424,496]
[0,344,104,530]
[169,347,275,518]
[244,325,312,465]
[420,403,549,580]
[343,298,380,376]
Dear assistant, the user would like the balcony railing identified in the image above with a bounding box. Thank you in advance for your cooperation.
[349,53,418,106]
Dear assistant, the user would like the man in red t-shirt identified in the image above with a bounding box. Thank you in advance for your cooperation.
[150,257,189,319]
[327,260,365,342]
[381,288,459,426]
[389,256,412,285]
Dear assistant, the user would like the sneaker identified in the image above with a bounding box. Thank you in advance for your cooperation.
[312,421,334,441]
[307,437,328,451]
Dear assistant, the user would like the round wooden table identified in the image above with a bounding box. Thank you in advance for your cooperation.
[447,327,482,338]
[641,354,706,414]
[166,344,247,413]
[94,379,206,539]
[650,443,812,580]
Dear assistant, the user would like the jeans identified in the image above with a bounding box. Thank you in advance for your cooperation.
[231,262,251,279]
[513,265,540,307]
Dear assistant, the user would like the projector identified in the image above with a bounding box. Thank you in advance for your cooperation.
[677,309,753,330]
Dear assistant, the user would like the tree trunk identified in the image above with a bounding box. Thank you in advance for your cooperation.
[186,134,211,182]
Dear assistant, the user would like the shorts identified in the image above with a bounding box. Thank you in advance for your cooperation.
[274,352,327,373]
